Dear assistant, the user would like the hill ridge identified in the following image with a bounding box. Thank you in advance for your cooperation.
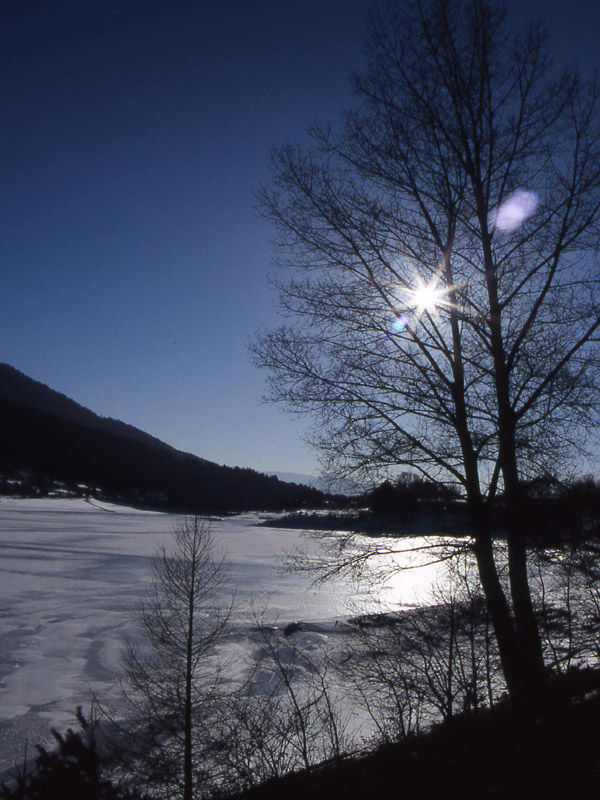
[0,364,324,512]
[0,363,190,457]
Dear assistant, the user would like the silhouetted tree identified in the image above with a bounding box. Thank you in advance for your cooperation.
[252,0,600,706]
[208,613,350,793]
[116,518,231,800]
[0,707,144,800]
[368,474,460,513]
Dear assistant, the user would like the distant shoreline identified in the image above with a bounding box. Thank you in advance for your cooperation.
[260,506,471,537]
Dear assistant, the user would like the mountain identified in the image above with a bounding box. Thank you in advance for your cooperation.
[0,364,325,512]
[0,364,181,452]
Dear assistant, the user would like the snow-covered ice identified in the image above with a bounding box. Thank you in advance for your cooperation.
[0,497,440,772]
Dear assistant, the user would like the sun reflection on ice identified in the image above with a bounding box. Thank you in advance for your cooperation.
[354,536,459,610]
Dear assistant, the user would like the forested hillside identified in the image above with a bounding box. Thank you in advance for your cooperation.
[0,364,324,512]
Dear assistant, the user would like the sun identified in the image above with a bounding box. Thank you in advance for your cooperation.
[409,279,446,315]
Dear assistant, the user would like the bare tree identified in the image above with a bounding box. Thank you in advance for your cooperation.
[252,0,600,706]
[532,537,600,674]
[207,613,352,794]
[116,517,231,800]
[339,554,503,741]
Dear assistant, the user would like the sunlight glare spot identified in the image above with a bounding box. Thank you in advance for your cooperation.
[410,280,446,314]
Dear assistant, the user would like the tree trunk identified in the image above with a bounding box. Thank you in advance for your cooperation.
[184,654,193,800]
[503,474,548,704]
[478,203,547,708]
[496,375,547,704]
[183,578,195,800]
[469,507,520,700]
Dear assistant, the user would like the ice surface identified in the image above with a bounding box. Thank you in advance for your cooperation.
[0,498,441,772]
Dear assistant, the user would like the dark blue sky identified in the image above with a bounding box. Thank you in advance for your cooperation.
[2,0,599,475]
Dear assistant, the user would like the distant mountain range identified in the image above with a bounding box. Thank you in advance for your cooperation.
[268,471,365,495]
[0,364,326,512]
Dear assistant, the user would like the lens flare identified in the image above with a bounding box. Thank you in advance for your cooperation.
[392,314,409,332]
[490,190,538,232]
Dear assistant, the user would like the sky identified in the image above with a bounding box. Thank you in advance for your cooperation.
[2,0,600,477]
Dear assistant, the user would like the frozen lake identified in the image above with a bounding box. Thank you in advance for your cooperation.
[0,497,441,773]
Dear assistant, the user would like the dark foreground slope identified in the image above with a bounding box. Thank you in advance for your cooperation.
[231,670,600,800]
[0,364,324,512]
